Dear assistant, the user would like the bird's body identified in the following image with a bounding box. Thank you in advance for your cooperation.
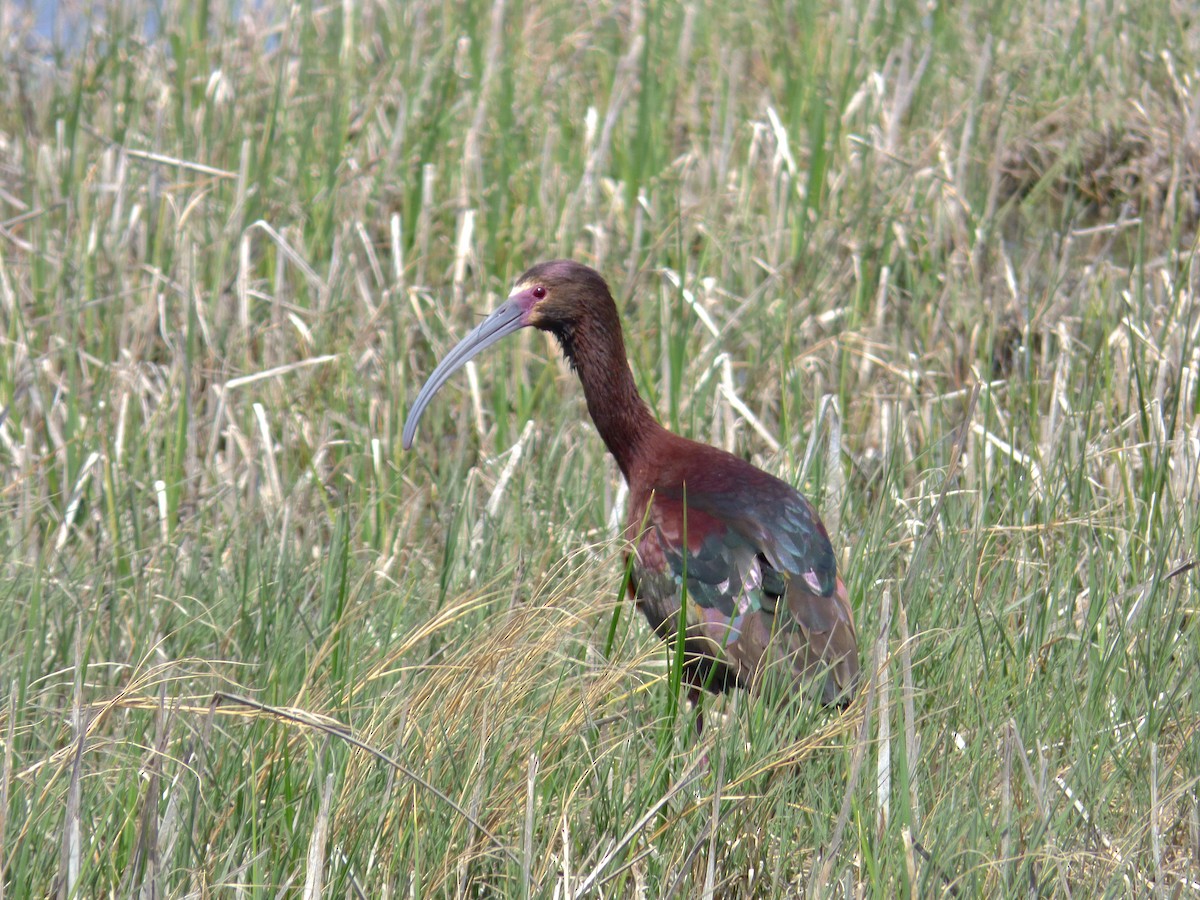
[625,430,857,705]
[403,260,859,715]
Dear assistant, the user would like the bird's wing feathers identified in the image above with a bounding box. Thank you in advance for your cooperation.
[634,478,858,700]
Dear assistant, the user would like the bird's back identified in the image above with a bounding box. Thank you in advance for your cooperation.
[625,431,859,704]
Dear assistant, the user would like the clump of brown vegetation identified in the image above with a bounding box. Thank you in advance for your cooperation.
[1001,86,1200,235]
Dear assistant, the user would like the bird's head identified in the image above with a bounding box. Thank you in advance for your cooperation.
[401,260,615,449]
[510,259,613,332]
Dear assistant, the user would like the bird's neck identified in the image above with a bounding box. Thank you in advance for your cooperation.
[561,320,660,480]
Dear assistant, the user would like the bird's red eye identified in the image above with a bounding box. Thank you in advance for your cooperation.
[532,286,547,300]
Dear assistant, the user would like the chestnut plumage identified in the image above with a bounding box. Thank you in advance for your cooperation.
[403,260,859,715]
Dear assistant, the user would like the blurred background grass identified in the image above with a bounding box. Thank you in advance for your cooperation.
[0,0,1197,895]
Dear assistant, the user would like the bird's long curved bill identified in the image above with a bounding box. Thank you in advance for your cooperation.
[402,298,526,449]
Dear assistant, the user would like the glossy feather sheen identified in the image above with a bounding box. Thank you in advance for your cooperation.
[627,432,858,704]
[404,260,860,706]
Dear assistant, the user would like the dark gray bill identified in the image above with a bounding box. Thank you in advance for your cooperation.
[402,298,527,449]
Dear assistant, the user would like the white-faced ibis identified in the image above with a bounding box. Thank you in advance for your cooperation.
[403,261,859,722]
